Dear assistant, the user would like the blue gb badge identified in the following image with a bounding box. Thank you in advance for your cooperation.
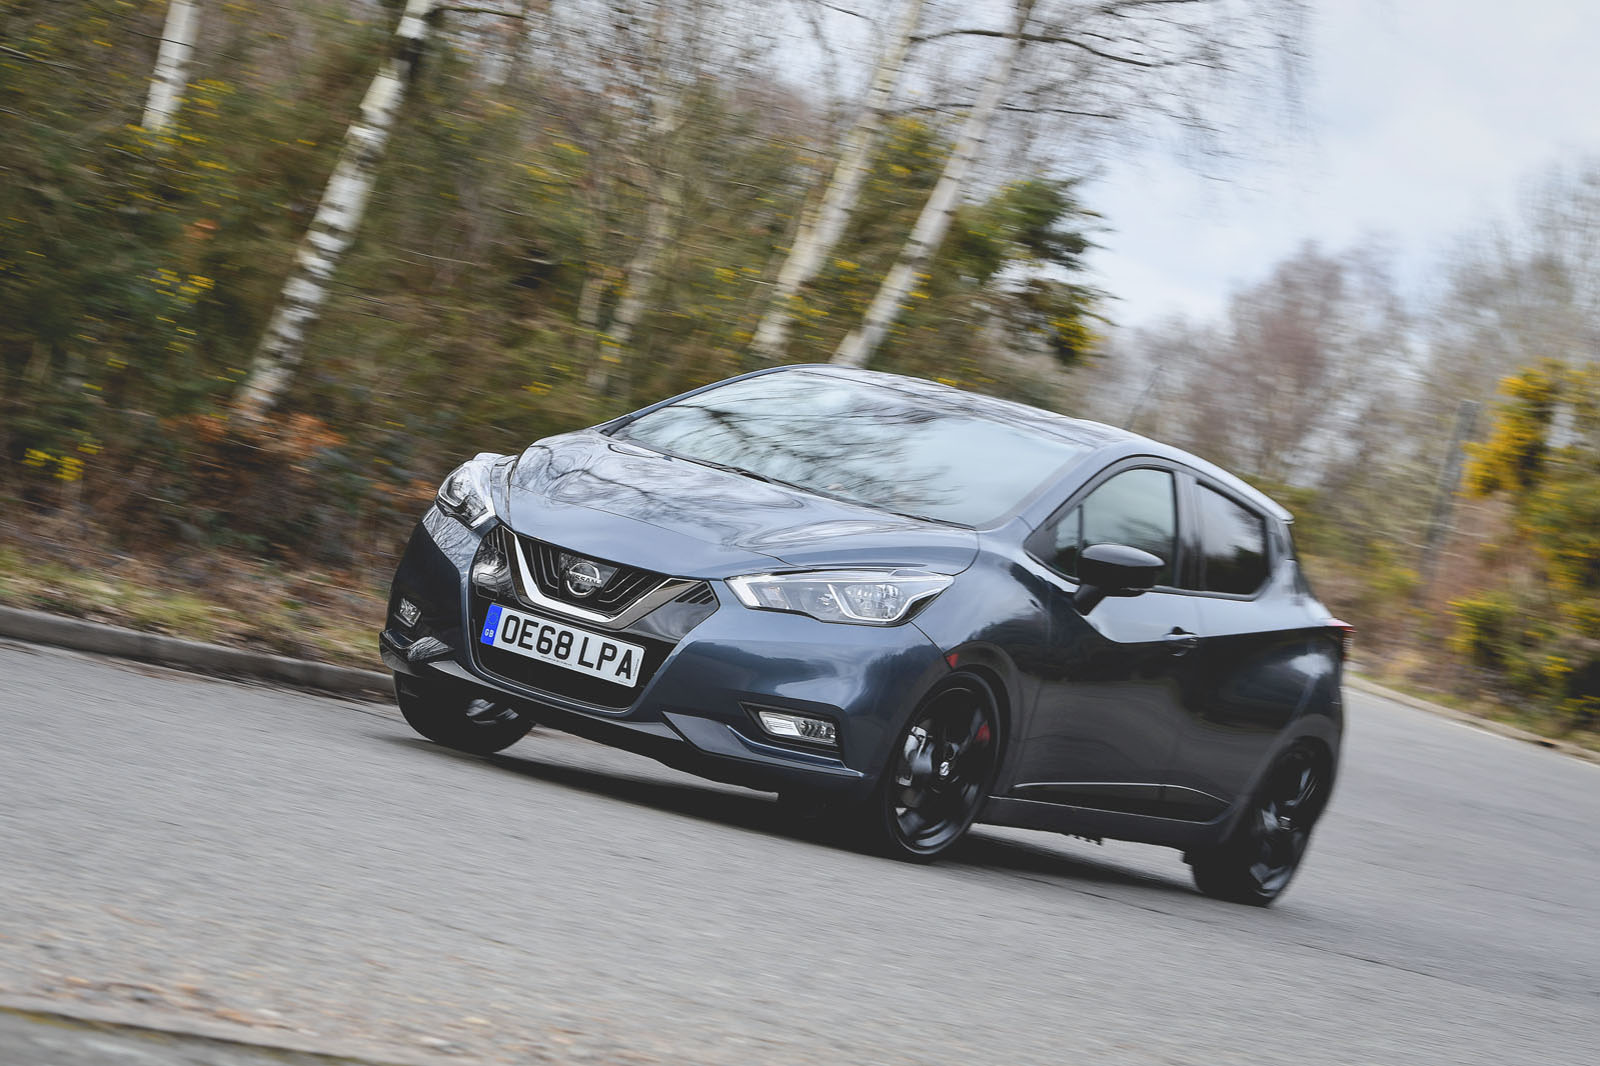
[480,603,504,645]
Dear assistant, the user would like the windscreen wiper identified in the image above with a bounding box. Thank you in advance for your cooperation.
[670,454,778,484]
[663,452,967,526]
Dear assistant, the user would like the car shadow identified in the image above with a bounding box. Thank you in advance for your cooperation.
[378,732,1195,898]
[949,831,1187,895]
[378,732,810,839]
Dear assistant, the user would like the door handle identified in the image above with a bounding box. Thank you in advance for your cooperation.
[1163,628,1200,656]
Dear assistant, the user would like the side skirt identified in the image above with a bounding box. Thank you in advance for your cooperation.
[978,795,1230,850]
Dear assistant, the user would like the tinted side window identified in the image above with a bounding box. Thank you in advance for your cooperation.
[1197,486,1268,594]
[1045,468,1177,585]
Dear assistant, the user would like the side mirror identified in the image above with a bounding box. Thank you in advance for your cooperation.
[1073,543,1164,613]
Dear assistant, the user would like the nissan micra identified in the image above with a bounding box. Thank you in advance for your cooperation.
[381,366,1347,904]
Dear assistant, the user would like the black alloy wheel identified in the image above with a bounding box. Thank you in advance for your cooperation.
[395,675,534,755]
[864,677,1001,862]
[1191,742,1327,905]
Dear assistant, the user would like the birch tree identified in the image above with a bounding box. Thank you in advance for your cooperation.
[588,84,683,393]
[833,0,1035,368]
[832,0,1303,370]
[142,0,200,133]
[586,0,687,395]
[747,0,924,363]
[582,0,777,396]
[234,0,440,423]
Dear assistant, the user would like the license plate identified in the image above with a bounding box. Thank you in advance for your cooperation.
[478,603,645,687]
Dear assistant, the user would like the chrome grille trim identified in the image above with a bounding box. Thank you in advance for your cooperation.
[505,531,696,630]
[674,582,718,606]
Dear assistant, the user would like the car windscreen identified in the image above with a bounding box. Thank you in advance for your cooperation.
[609,371,1090,527]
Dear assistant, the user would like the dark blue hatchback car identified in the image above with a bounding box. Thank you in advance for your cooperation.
[381,366,1347,904]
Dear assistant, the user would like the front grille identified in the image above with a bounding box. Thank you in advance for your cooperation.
[469,534,719,709]
[520,534,668,614]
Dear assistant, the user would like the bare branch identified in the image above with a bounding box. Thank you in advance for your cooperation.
[911,27,1007,44]
[1033,34,1175,68]
[789,0,841,110]
[911,27,1177,68]
[895,101,1117,121]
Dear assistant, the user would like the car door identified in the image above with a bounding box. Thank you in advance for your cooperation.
[1010,463,1202,817]
[1159,476,1323,819]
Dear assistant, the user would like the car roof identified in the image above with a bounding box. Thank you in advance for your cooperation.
[765,365,1294,524]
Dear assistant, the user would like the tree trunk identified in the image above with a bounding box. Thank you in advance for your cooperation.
[142,0,200,133]
[587,89,683,395]
[832,0,1032,370]
[606,172,678,352]
[575,268,604,340]
[586,2,685,398]
[747,0,923,364]
[234,0,437,423]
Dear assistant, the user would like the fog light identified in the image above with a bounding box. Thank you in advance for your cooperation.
[756,709,838,747]
[396,598,422,627]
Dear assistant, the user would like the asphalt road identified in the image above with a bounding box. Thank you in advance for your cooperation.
[2,640,1596,1066]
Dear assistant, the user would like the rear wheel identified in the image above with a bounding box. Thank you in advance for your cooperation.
[859,677,1001,862]
[1190,742,1328,905]
[395,675,533,755]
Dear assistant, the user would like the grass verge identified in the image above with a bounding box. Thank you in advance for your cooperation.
[0,537,384,672]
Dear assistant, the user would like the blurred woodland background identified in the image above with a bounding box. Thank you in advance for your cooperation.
[2,0,1596,742]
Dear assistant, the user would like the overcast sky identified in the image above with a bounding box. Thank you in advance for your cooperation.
[1082,0,1600,328]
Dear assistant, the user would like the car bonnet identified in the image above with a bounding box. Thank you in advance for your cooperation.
[501,432,978,578]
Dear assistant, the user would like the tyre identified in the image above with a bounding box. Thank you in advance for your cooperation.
[395,675,534,755]
[1190,742,1328,905]
[858,675,1002,862]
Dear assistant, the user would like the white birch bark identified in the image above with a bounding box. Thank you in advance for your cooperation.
[141,0,200,133]
[832,0,1033,369]
[575,269,603,339]
[235,0,437,423]
[587,86,683,395]
[747,0,924,363]
[586,0,694,397]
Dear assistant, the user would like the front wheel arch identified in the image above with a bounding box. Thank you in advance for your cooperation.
[918,642,1022,776]
[858,670,1007,862]
[944,664,1012,768]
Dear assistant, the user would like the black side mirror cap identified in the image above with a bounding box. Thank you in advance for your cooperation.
[1073,543,1164,613]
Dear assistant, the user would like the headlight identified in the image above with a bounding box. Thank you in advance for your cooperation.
[726,569,952,625]
[436,458,497,527]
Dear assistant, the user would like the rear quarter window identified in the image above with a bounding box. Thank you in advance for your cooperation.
[1196,486,1269,595]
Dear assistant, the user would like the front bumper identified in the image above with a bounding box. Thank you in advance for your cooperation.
[381,509,950,799]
